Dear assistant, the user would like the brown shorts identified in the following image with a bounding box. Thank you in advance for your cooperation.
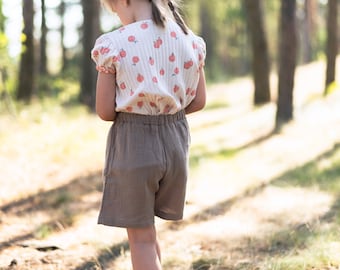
[98,110,190,228]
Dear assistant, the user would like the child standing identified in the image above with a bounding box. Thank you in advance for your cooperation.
[91,0,206,269]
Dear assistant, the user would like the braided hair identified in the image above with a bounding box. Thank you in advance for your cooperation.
[150,0,189,34]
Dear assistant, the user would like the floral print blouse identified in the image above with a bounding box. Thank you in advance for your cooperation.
[91,19,206,115]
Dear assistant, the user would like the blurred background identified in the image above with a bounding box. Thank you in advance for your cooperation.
[0,0,340,269]
[0,0,338,114]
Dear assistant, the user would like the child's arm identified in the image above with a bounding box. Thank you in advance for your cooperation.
[95,72,117,121]
[185,68,207,114]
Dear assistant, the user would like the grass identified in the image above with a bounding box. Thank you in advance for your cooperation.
[257,144,340,270]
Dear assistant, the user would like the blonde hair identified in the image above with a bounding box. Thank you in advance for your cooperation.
[100,0,189,34]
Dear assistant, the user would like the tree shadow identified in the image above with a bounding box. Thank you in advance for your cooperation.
[182,142,340,269]
[190,128,276,168]
[1,171,102,214]
[73,240,130,270]
[168,182,268,231]
[0,171,103,252]
[167,143,340,269]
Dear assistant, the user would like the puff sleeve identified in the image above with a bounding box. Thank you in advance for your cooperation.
[91,35,120,74]
[196,36,206,68]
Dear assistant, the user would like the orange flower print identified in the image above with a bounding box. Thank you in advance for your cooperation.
[140,22,149,29]
[173,67,179,76]
[128,35,137,43]
[184,60,194,69]
[153,37,163,48]
[137,73,144,83]
[132,56,140,65]
[100,47,110,54]
[120,49,127,58]
[112,55,120,62]
[170,31,178,39]
[169,53,176,62]
[92,50,99,57]
[163,104,171,114]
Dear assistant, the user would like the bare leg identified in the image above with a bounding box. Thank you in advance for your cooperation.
[127,225,162,270]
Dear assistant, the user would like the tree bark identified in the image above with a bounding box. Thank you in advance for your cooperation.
[325,0,338,94]
[301,0,317,63]
[276,0,297,129]
[243,0,271,105]
[199,0,217,80]
[40,0,48,75]
[17,0,35,102]
[59,1,67,71]
[0,0,5,32]
[79,0,100,109]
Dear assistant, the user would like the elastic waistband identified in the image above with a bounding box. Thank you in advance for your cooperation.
[115,110,186,125]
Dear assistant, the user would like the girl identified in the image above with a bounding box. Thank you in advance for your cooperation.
[91,0,206,269]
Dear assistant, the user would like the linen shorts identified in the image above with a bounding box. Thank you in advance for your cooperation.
[98,110,190,228]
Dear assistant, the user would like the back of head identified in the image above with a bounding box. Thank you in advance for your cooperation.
[100,0,189,35]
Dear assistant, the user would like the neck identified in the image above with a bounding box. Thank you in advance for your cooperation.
[121,1,153,25]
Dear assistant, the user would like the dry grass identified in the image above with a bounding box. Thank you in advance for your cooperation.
[0,60,340,269]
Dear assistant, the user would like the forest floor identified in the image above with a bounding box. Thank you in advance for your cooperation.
[0,59,340,270]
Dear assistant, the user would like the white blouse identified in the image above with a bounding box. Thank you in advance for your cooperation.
[91,19,206,115]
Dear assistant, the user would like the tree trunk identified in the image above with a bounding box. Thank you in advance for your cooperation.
[17,0,35,102]
[243,0,271,105]
[199,0,219,80]
[0,0,5,32]
[40,0,48,75]
[325,0,338,94]
[79,0,100,109]
[276,0,297,129]
[59,1,67,71]
[301,0,317,63]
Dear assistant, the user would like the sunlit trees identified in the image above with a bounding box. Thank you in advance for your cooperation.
[198,0,219,80]
[40,0,47,75]
[0,0,335,111]
[59,0,68,71]
[243,0,271,105]
[276,0,297,129]
[325,0,338,94]
[17,0,35,102]
[301,0,318,63]
[0,0,4,32]
[79,0,100,109]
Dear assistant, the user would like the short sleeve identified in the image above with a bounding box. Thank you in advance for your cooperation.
[196,36,206,68]
[91,35,119,74]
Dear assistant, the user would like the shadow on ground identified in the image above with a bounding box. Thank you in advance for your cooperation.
[0,171,103,253]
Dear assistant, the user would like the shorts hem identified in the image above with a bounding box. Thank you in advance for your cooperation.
[98,218,154,228]
[155,212,183,221]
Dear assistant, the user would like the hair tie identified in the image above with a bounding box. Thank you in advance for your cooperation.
[168,1,175,12]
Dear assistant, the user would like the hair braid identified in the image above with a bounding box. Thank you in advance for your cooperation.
[167,0,188,34]
[150,0,166,28]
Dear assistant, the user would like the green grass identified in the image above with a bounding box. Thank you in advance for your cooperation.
[258,144,340,269]
[274,143,340,194]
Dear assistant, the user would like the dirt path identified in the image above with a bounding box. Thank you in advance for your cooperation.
[0,59,339,269]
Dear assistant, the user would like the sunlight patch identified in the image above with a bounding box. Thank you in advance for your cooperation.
[183,185,334,242]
